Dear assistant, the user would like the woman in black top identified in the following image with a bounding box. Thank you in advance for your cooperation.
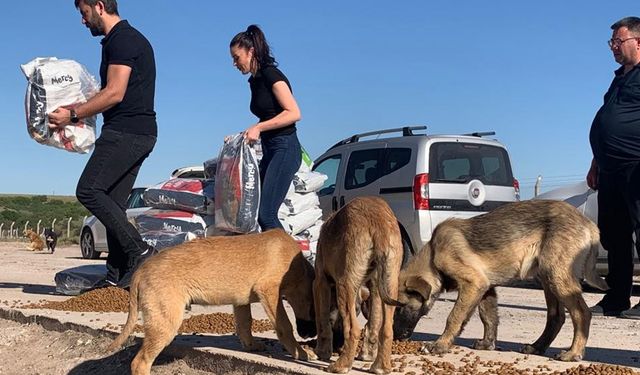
[230,25,302,231]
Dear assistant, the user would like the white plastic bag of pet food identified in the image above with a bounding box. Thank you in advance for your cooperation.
[21,57,100,154]
[298,146,313,173]
[279,207,323,235]
[140,230,199,251]
[298,220,323,242]
[278,191,320,216]
[293,171,328,193]
[133,209,214,237]
[214,133,260,233]
[142,178,215,215]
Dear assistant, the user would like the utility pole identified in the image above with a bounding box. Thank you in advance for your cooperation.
[534,175,543,197]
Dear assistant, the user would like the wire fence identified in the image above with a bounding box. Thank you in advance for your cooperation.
[0,216,87,243]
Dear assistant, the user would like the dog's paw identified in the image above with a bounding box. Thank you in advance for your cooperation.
[315,345,333,361]
[555,350,582,362]
[327,361,350,374]
[421,341,451,355]
[473,339,496,351]
[521,344,543,355]
[369,365,392,375]
[357,352,375,362]
[301,347,318,361]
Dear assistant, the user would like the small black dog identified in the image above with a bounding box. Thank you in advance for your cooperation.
[43,228,58,254]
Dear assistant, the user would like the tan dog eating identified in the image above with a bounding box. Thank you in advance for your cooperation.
[394,200,608,361]
[314,196,403,374]
[108,229,317,375]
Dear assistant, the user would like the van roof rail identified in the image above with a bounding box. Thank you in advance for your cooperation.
[463,131,496,137]
[329,125,427,150]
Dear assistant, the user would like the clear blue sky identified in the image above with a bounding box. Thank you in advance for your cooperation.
[1,1,637,199]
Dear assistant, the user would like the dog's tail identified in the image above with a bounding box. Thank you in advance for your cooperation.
[106,274,141,352]
[583,223,609,291]
[374,235,405,307]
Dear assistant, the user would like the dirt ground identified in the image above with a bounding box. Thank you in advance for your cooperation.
[1,240,639,375]
[0,318,225,375]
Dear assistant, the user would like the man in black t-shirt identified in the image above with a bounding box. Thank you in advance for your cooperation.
[49,0,157,290]
[587,16,640,319]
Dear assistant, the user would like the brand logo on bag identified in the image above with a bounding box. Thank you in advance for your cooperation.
[162,223,182,232]
[245,163,256,190]
[51,75,74,85]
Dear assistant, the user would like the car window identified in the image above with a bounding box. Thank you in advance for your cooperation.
[383,148,411,175]
[345,149,383,190]
[313,155,341,196]
[175,170,206,179]
[127,188,149,209]
[429,142,513,186]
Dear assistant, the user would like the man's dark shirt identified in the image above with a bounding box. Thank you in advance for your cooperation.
[248,65,296,139]
[590,63,640,171]
[100,20,157,136]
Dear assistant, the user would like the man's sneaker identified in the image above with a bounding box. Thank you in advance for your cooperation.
[116,245,158,289]
[85,277,117,292]
[590,304,623,317]
[620,302,640,320]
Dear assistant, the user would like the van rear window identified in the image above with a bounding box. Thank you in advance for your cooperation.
[429,142,513,186]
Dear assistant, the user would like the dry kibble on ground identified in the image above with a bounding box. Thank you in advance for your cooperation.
[22,288,274,334]
[17,290,640,375]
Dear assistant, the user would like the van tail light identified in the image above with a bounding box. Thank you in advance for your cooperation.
[413,173,430,210]
[513,178,521,201]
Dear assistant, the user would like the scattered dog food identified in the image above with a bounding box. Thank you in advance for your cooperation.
[22,287,274,335]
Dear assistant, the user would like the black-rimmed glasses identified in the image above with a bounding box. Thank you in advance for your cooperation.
[608,37,639,48]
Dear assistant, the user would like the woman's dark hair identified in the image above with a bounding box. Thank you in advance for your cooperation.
[230,24,277,70]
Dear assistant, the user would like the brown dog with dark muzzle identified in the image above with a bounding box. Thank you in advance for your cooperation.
[394,199,608,362]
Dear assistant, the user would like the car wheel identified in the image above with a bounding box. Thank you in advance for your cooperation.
[80,228,100,259]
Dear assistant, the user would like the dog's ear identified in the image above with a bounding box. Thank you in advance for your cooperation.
[404,275,432,301]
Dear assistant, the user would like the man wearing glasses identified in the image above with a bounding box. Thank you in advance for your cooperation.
[588,16,640,319]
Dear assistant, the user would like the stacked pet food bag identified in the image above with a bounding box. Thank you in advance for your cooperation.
[213,133,327,265]
[136,176,215,251]
[278,152,327,264]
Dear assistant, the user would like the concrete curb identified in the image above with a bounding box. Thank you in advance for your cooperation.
[0,307,319,375]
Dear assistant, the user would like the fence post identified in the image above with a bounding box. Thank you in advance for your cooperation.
[10,222,15,239]
[24,221,30,233]
[51,218,57,232]
[37,219,42,235]
[67,217,73,239]
[0,223,3,239]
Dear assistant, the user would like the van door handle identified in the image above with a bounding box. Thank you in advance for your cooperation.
[340,196,345,208]
[332,196,338,211]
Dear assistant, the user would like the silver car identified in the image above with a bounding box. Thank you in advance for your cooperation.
[79,166,206,259]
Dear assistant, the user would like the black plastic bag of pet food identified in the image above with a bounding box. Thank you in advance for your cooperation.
[142,178,215,215]
[203,157,217,179]
[141,230,199,251]
[54,264,107,295]
[214,133,260,233]
[133,209,213,237]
